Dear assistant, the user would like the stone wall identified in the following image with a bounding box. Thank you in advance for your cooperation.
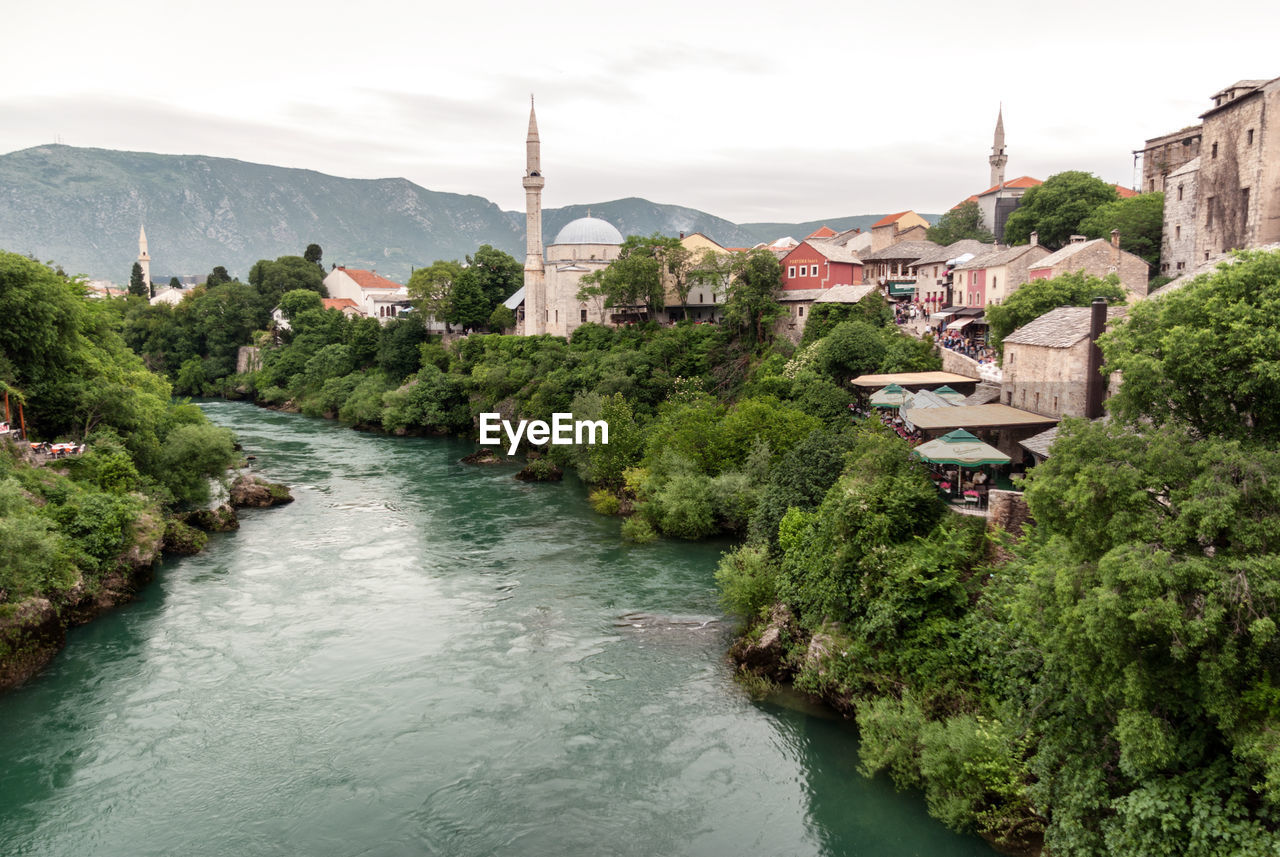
[1002,339,1090,417]
[1161,159,1200,276]
[236,346,260,374]
[940,348,982,380]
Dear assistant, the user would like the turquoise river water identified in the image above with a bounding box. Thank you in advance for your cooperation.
[0,402,995,857]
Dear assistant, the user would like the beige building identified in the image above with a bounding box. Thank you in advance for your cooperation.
[908,239,999,306]
[1027,232,1149,300]
[323,266,412,323]
[862,239,941,301]
[869,211,930,252]
[954,242,1051,307]
[1001,305,1123,418]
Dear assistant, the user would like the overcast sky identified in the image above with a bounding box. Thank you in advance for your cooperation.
[2,0,1271,223]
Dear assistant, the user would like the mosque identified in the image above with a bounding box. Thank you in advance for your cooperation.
[517,99,626,337]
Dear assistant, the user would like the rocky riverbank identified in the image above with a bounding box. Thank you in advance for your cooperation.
[0,471,293,692]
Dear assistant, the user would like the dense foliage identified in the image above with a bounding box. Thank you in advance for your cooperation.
[1003,171,1121,250]
[985,270,1127,357]
[927,200,995,245]
[720,250,1280,855]
[0,251,236,618]
[1079,192,1165,267]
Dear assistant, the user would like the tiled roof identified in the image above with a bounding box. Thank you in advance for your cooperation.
[861,240,942,262]
[337,267,404,290]
[777,289,830,302]
[1002,306,1125,349]
[1019,425,1060,459]
[912,239,999,267]
[322,298,360,310]
[1030,239,1100,269]
[976,176,1042,197]
[807,225,837,239]
[814,285,876,304]
[1114,185,1139,198]
[1167,156,1201,179]
[807,238,863,264]
[954,243,1044,270]
[951,195,979,210]
[872,211,912,228]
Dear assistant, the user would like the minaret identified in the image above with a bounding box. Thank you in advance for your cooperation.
[137,225,152,295]
[522,96,546,336]
[989,106,1007,189]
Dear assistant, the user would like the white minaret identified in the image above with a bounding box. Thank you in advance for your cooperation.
[989,106,1007,189]
[522,96,546,336]
[137,225,152,294]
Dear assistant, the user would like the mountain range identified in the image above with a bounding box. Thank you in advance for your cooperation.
[0,145,935,283]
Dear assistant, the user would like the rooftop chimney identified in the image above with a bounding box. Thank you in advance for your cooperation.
[1085,298,1108,419]
[1110,229,1122,269]
[1110,229,1120,249]
[1030,231,1038,246]
[1070,235,1087,244]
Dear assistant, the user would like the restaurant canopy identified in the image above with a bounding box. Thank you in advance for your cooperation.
[870,383,911,408]
[850,371,978,392]
[912,429,1011,466]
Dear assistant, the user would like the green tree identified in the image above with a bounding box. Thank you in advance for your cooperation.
[1003,171,1120,249]
[304,243,323,266]
[1079,192,1165,267]
[985,270,1127,357]
[927,200,995,245]
[467,245,523,311]
[207,266,232,287]
[722,248,784,345]
[1100,248,1280,440]
[488,303,516,332]
[576,234,674,317]
[278,288,324,320]
[446,268,489,332]
[168,276,181,290]
[129,262,147,298]
[407,260,463,329]
[248,255,326,309]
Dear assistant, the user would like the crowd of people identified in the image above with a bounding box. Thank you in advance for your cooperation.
[937,329,996,364]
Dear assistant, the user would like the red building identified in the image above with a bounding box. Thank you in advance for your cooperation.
[779,231,864,291]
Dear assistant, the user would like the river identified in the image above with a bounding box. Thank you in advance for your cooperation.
[0,402,994,857]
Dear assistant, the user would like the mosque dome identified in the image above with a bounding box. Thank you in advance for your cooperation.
[553,216,623,246]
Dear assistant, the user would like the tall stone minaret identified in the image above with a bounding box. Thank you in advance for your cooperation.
[137,225,152,294]
[989,106,1007,189]
[522,96,546,336]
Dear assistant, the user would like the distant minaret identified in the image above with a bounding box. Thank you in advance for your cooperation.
[137,225,152,294]
[989,106,1007,189]
[522,96,546,336]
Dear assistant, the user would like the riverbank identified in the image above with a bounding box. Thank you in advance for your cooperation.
[0,458,293,692]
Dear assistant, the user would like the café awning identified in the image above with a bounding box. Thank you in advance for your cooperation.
[870,383,911,408]
[946,318,973,330]
[912,429,1011,467]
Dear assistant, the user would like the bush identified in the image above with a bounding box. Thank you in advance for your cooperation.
[714,544,778,618]
[621,516,658,544]
[589,489,621,516]
[653,471,717,539]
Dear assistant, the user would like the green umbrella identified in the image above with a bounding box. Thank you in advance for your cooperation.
[870,383,910,409]
[933,385,966,403]
[911,429,1011,466]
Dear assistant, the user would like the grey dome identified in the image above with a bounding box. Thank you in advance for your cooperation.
[553,216,623,245]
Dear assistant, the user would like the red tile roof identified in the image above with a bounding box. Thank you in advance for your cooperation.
[976,176,1042,197]
[337,267,403,290]
[322,298,360,311]
[1114,185,1139,198]
[872,211,912,228]
[951,194,980,210]
[806,225,837,239]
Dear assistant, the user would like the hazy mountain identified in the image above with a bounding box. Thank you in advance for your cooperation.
[0,145,928,283]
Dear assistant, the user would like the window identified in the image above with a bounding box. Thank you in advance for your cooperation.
[697,293,703,303]
[1207,198,1215,227]
[1052,396,1058,413]
[1175,225,1181,240]
[1178,184,1184,201]
[555,310,558,322]
[1212,142,1219,159]
[1150,179,1156,192]
[798,306,804,317]
[1247,129,1255,145]
[1177,261,1186,270]
[992,275,998,291]
[580,309,587,322]
[788,266,796,278]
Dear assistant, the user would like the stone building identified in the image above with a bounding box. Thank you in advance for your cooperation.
[910,239,1000,307]
[1000,304,1123,418]
[1159,157,1200,276]
[862,239,942,301]
[1137,125,1202,194]
[1194,77,1280,262]
[779,237,864,290]
[519,100,624,337]
[1027,232,1149,300]
[869,211,930,252]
